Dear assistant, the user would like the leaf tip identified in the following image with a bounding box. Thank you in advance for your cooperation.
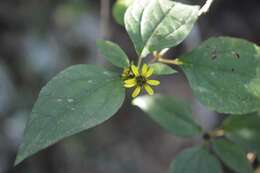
[14,153,24,166]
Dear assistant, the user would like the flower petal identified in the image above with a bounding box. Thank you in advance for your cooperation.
[124,78,137,85]
[147,80,160,86]
[144,84,154,95]
[141,64,148,76]
[124,82,136,88]
[131,65,139,76]
[122,68,130,77]
[132,86,141,98]
[143,68,154,78]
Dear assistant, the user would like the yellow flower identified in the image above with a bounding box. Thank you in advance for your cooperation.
[123,64,160,98]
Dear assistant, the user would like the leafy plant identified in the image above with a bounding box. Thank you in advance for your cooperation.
[15,0,260,172]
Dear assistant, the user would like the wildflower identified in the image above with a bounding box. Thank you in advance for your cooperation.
[123,64,160,98]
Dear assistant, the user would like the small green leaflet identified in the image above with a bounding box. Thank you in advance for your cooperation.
[132,95,202,137]
[112,0,133,26]
[150,63,177,75]
[125,0,200,57]
[97,40,130,68]
[15,65,125,165]
[212,139,253,173]
[170,146,222,173]
[222,113,260,157]
[182,37,260,114]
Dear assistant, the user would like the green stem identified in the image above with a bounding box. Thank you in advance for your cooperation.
[202,129,225,142]
[208,129,225,138]
[158,58,184,65]
[137,57,143,69]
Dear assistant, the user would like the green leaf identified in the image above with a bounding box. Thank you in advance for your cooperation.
[212,139,253,173]
[222,113,260,157]
[112,0,133,26]
[181,37,260,114]
[124,0,200,57]
[132,95,202,137]
[150,63,177,75]
[246,79,260,99]
[97,40,130,68]
[170,146,222,173]
[15,65,125,165]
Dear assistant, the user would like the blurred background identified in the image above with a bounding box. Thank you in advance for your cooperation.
[0,0,259,173]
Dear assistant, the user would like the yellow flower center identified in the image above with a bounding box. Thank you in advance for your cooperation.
[136,76,147,86]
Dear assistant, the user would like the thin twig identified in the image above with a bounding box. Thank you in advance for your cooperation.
[151,50,184,66]
[199,0,214,16]
[158,58,184,65]
[98,0,110,65]
[208,129,225,138]
[100,0,110,39]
